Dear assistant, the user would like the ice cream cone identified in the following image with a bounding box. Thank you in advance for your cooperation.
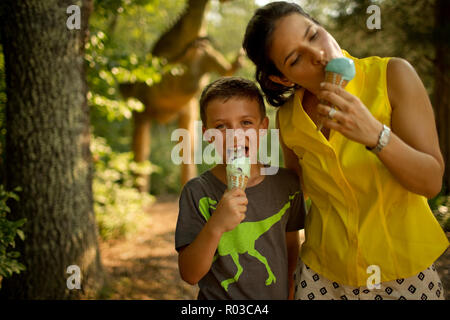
[227,172,249,190]
[226,146,250,190]
[324,72,348,88]
[318,57,356,130]
[324,57,355,91]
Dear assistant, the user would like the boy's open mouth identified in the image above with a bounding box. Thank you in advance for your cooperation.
[228,145,250,159]
[244,146,249,157]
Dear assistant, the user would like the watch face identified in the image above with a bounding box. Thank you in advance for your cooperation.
[368,125,391,153]
[380,126,391,146]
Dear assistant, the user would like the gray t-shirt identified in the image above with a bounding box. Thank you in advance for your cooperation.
[175,168,305,300]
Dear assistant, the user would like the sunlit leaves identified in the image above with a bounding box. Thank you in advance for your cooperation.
[0,185,26,280]
[91,135,156,240]
[85,29,165,121]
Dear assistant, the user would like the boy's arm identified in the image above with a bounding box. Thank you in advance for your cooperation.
[178,222,223,285]
[178,188,248,285]
[286,231,300,300]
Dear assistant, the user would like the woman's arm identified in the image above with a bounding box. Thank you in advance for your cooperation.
[379,58,444,198]
[316,58,444,198]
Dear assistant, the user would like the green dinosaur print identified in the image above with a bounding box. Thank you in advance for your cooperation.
[198,192,299,292]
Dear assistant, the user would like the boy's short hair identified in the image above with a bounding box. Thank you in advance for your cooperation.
[199,76,266,126]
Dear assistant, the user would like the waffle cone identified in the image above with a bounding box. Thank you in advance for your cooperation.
[318,66,353,131]
[325,72,348,88]
[227,173,249,190]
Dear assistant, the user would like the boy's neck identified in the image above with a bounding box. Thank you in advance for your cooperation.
[211,163,265,188]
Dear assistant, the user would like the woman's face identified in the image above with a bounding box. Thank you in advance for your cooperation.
[268,13,343,95]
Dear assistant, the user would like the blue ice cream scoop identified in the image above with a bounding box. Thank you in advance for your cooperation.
[325,57,356,81]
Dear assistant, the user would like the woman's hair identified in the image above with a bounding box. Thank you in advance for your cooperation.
[243,1,319,107]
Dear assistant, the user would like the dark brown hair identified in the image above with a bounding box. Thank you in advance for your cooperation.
[243,1,319,107]
[199,76,266,125]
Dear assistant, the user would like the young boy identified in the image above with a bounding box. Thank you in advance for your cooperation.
[175,76,306,299]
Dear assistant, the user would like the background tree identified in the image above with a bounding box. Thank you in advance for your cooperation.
[433,0,450,193]
[0,0,103,298]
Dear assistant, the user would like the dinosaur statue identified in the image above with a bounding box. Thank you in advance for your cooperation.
[120,38,243,191]
[119,0,241,192]
[152,0,231,63]
[198,192,299,292]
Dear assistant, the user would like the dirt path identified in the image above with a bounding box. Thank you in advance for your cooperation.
[99,196,198,299]
[99,197,449,300]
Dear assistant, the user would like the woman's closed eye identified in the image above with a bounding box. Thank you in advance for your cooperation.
[290,55,300,66]
[290,32,319,66]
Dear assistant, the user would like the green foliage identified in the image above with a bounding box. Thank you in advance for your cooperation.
[0,185,26,283]
[91,135,155,240]
[88,0,186,192]
[87,1,166,237]
[85,29,165,122]
[429,194,450,232]
[148,122,182,195]
[86,0,181,149]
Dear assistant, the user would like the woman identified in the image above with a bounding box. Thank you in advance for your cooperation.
[243,1,448,300]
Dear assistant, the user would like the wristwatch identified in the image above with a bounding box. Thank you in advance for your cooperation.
[366,124,391,154]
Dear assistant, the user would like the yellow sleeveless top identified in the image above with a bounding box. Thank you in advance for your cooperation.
[278,51,449,286]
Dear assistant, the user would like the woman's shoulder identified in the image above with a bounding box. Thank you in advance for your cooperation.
[386,57,416,80]
[386,57,422,109]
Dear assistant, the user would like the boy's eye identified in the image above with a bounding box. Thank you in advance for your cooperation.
[242,120,253,125]
[215,124,225,129]
[310,31,318,41]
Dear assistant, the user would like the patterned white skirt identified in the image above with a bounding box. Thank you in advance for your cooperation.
[294,260,445,300]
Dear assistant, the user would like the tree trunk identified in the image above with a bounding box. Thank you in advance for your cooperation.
[0,0,103,299]
[434,0,450,193]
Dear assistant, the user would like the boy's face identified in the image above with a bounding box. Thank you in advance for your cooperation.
[203,97,269,164]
